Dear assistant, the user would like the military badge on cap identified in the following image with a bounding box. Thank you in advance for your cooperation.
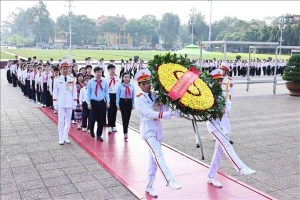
[134,69,151,83]
[59,59,70,68]
[210,69,224,79]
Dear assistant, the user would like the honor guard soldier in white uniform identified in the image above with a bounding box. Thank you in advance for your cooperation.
[220,62,234,101]
[53,60,77,145]
[135,69,181,197]
[206,69,256,188]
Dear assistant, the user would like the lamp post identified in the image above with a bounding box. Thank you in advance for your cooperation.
[208,0,212,50]
[278,15,286,60]
[190,7,196,44]
[67,0,74,64]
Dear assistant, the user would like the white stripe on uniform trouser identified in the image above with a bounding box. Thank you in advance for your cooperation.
[145,136,173,189]
[58,108,73,142]
[208,131,246,178]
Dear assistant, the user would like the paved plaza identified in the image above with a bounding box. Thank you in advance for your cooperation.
[1,68,299,200]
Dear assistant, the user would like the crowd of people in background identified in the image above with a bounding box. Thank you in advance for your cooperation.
[5,55,140,142]
[4,55,287,142]
[193,58,288,77]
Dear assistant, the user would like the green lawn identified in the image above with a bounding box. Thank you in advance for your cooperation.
[0,51,16,59]
[1,49,290,61]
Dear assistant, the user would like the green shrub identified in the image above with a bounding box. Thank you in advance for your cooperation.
[283,54,300,82]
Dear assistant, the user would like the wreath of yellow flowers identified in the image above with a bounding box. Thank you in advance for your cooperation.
[157,63,214,111]
[148,53,226,121]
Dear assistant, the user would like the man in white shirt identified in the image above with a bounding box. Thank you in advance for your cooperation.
[53,60,77,145]
[105,64,120,133]
[135,69,181,197]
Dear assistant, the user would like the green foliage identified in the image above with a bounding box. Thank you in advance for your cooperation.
[283,55,300,82]
[160,13,180,49]
[56,14,97,46]
[148,53,226,121]
[236,55,242,60]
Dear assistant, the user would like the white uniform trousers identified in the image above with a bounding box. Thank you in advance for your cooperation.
[145,136,173,189]
[58,108,72,142]
[208,131,246,178]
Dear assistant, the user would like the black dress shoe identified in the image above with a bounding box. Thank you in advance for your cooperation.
[91,134,95,138]
[97,137,103,141]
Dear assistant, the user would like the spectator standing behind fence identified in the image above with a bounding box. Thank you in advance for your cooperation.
[105,64,120,134]
[79,77,90,132]
[87,67,110,141]
[116,72,135,140]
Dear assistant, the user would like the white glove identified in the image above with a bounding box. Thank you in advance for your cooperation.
[171,110,181,118]
[54,105,58,110]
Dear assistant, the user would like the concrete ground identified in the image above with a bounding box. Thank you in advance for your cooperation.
[0,70,138,200]
[1,68,299,200]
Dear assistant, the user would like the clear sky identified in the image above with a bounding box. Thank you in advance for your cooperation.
[1,0,299,25]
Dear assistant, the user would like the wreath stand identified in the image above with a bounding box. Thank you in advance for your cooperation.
[182,114,205,160]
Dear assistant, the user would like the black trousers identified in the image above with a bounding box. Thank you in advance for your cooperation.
[267,66,271,76]
[232,67,237,76]
[119,68,125,78]
[22,83,26,95]
[82,102,90,129]
[6,70,12,84]
[119,98,132,134]
[256,68,261,76]
[262,67,267,75]
[237,66,241,76]
[12,74,17,87]
[107,94,117,127]
[17,79,22,88]
[25,80,31,98]
[42,83,50,107]
[271,66,275,75]
[31,80,36,101]
[90,99,106,138]
[36,84,41,103]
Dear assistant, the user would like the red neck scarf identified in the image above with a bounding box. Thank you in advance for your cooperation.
[109,77,115,87]
[95,80,103,96]
[124,84,131,98]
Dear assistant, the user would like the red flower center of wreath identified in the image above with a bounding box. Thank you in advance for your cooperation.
[173,71,201,96]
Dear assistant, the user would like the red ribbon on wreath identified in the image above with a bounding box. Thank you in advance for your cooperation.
[168,66,201,100]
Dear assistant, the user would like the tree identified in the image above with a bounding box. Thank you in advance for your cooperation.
[32,0,55,43]
[56,14,97,46]
[125,19,143,46]
[140,15,159,46]
[160,13,180,49]
[150,31,160,48]
[178,24,190,47]
[98,18,120,46]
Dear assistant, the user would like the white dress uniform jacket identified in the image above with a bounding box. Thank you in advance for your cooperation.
[135,92,171,140]
[206,91,232,135]
[53,75,77,109]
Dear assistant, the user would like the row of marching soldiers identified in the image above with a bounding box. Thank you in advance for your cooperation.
[5,57,137,144]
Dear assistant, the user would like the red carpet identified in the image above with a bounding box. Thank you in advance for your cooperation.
[40,107,274,200]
